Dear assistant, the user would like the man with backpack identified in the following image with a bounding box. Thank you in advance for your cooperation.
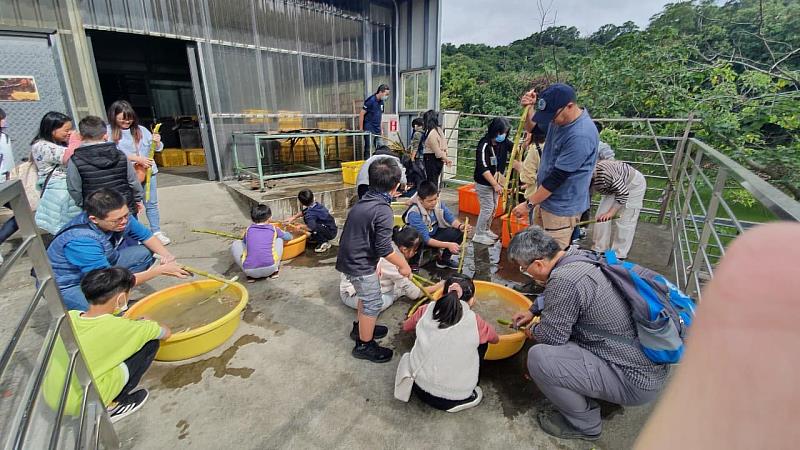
[508,226,691,441]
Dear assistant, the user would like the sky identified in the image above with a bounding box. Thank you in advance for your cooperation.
[441,0,676,46]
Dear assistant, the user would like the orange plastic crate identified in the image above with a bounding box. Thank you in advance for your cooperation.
[500,212,530,248]
[457,183,504,218]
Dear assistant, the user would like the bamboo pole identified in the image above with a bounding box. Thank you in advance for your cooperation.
[502,106,530,193]
[457,217,470,273]
[412,274,435,286]
[143,123,162,202]
[192,228,243,240]
[181,264,238,285]
[406,277,438,318]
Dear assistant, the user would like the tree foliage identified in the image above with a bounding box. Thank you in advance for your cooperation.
[441,0,800,199]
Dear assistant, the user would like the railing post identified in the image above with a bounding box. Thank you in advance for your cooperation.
[658,113,695,223]
[686,166,729,298]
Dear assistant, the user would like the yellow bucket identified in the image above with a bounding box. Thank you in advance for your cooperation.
[125,280,249,361]
[391,202,408,228]
[282,232,307,260]
[432,280,532,360]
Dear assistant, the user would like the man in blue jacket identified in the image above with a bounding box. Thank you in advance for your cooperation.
[47,188,188,311]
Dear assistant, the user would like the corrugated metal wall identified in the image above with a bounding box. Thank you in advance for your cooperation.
[80,0,397,177]
[0,0,399,178]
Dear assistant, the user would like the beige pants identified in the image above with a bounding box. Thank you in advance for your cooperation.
[592,171,646,259]
[534,207,579,250]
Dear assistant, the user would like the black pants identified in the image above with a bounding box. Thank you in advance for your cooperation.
[412,343,488,411]
[423,154,444,187]
[431,227,463,261]
[363,135,373,158]
[308,224,336,245]
[115,340,159,403]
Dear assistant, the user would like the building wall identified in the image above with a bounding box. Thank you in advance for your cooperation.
[0,0,441,178]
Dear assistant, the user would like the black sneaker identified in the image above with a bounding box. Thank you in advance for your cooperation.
[350,321,388,341]
[537,409,600,441]
[107,389,149,423]
[435,258,459,269]
[352,339,393,363]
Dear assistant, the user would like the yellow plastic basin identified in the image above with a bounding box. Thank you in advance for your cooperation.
[282,233,307,260]
[392,202,408,228]
[125,279,249,361]
[433,280,532,360]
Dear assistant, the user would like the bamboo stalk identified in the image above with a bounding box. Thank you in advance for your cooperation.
[502,106,530,194]
[457,217,470,273]
[412,274,435,286]
[181,264,238,285]
[192,228,243,240]
[407,277,438,318]
[575,215,621,228]
[143,123,162,203]
[497,315,541,331]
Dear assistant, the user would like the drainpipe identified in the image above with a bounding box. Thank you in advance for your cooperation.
[392,0,400,114]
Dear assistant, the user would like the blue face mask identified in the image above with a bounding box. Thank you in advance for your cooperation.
[495,133,507,143]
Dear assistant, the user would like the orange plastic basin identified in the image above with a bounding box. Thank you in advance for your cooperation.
[500,212,530,248]
[282,233,307,260]
[457,183,504,218]
[432,280,532,360]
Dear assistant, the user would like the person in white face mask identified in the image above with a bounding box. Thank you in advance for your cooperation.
[471,117,511,245]
[57,267,172,423]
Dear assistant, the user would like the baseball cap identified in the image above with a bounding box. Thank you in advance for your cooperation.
[532,83,577,125]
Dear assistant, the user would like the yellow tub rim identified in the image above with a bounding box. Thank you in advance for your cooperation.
[125,279,249,344]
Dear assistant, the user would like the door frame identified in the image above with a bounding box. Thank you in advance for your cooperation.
[186,42,221,181]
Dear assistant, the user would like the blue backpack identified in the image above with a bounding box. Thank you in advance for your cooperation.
[560,250,696,364]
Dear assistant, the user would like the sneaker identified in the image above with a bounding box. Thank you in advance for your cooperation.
[107,389,149,423]
[315,242,332,253]
[352,339,393,363]
[537,409,600,441]
[486,230,499,240]
[471,233,495,246]
[435,257,459,270]
[446,386,483,413]
[268,271,279,279]
[153,231,171,246]
[578,227,587,240]
[350,322,388,341]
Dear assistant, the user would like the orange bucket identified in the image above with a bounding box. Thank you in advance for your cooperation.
[500,212,529,248]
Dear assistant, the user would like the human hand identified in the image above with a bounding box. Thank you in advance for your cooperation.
[447,242,460,254]
[444,159,453,167]
[520,89,538,107]
[512,310,534,329]
[158,262,190,278]
[398,263,412,278]
[137,202,145,214]
[512,160,523,172]
[152,133,161,144]
[596,211,616,222]
[493,184,503,195]
[136,156,152,168]
[513,202,528,218]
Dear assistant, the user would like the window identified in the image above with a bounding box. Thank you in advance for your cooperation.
[401,69,432,112]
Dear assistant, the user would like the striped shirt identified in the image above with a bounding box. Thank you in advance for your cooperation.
[592,160,636,206]
[530,248,670,391]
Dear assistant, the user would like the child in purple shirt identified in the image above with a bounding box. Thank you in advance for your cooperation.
[231,204,292,281]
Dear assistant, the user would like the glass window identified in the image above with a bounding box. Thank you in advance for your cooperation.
[400,70,431,112]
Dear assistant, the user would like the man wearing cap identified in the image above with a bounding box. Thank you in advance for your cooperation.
[512,84,599,249]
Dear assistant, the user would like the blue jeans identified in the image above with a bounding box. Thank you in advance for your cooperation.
[0,216,18,244]
[144,174,161,232]
[60,245,154,311]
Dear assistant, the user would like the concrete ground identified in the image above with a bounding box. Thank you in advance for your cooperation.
[107,171,672,450]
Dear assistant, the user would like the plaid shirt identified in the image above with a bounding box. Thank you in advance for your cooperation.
[531,249,669,390]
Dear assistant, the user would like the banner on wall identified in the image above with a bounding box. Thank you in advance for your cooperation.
[0,76,40,102]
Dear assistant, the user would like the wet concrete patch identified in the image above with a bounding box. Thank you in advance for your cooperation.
[242,305,288,336]
[157,334,267,389]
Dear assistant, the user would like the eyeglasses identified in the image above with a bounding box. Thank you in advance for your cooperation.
[518,261,536,279]
[99,214,129,226]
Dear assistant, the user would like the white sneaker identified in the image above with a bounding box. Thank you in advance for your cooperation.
[447,386,483,413]
[315,242,332,253]
[153,231,171,246]
[486,230,499,240]
[471,233,495,246]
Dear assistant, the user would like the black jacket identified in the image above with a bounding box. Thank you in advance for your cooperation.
[67,142,143,210]
[473,136,510,185]
[335,190,394,276]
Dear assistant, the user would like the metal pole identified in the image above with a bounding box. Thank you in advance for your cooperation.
[658,114,694,223]
[686,167,729,298]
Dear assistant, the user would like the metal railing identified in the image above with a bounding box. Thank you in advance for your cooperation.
[441,111,800,300]
[0,180,118,450]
